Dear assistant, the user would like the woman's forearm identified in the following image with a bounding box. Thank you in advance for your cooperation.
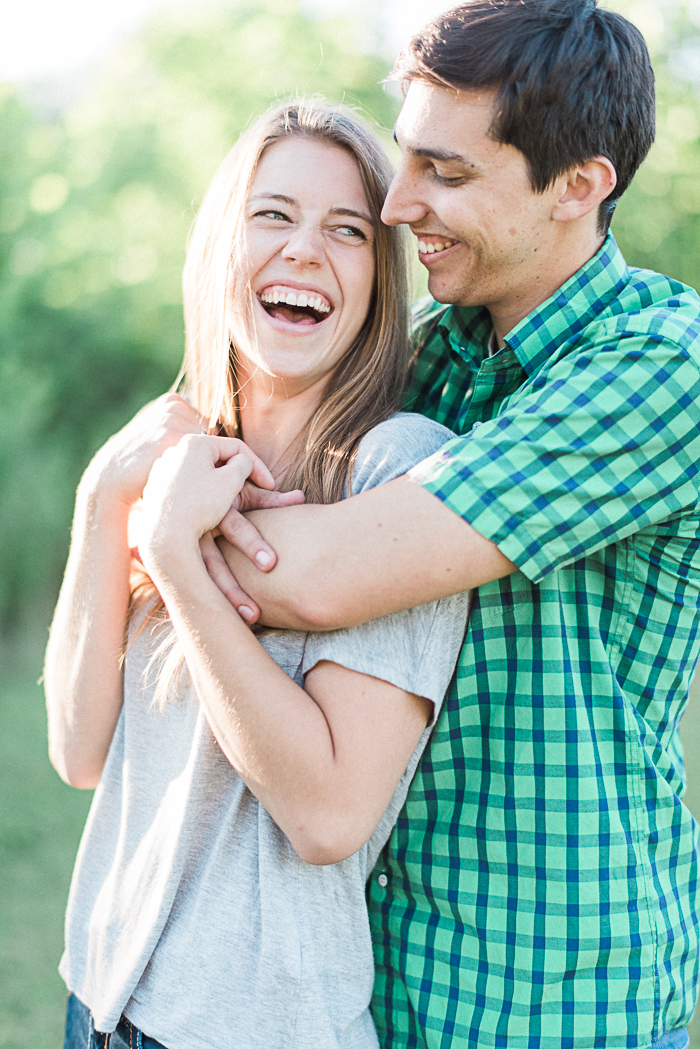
[145,537,428,864]
[146,540,340,841]
[44,473,131,788]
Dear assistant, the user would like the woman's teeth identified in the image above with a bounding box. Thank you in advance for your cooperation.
[418,239,455,255]
[260,289,331,313]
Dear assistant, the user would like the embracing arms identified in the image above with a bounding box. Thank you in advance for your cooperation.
[209,477,516,630]
[134,436,438,864]
[44,412,442,864]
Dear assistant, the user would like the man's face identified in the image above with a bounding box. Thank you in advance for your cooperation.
[383,82,562,312]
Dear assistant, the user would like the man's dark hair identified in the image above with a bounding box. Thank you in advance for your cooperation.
[392,0,655,234]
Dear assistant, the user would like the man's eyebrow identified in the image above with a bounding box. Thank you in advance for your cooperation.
[412,146,476,166]
[393,128,476,167]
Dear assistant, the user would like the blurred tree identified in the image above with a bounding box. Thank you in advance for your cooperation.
[3,0,700,633]
[0,0,399,631]
[609,0,700,290]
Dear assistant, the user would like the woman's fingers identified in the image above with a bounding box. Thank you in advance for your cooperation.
[238,487,306,512]
[199,533,259,623]
[204,436,276,491]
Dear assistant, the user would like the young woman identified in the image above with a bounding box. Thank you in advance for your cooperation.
[46,98,469,1049]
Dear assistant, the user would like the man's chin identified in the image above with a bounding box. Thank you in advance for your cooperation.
[427,273,470,306]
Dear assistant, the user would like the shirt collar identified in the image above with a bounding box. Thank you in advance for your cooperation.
[435,233,629,375]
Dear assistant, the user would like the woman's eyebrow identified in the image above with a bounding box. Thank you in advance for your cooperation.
[248,193,297,205]
[328,207,373,224]
[247,194,372,225]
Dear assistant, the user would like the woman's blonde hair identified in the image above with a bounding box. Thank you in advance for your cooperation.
[183,94,410,499]
[131,96,410,703]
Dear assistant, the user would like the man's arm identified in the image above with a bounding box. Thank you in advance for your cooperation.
[218,476,515,631]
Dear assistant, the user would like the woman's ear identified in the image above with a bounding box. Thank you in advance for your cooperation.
[552,156,618,223]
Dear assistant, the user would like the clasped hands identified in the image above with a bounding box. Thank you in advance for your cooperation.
[106,393,303,624]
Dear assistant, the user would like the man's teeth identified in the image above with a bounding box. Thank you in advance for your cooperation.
[418,239,455,254]
[260,289,331,313]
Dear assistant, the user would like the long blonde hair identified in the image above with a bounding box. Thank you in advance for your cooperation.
[131,97,410,703]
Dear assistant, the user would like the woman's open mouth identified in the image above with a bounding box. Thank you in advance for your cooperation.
[258,284,333,327]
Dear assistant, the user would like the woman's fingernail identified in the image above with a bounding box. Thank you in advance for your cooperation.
[255,550,272,568]
[238,605,254,622]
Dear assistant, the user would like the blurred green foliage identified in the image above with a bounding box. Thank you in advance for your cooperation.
[3,1,700,1046]
[0,0,399,630]
[611,0,700,287]
[2,0,700,634]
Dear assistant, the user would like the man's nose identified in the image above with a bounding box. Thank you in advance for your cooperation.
[282,224,324,265]
[381,165,429,227]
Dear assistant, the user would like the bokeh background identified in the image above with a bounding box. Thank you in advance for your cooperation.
[1,0,700,1044]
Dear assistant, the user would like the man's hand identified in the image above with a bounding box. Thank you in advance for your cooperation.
[207,476,517,634]
[201,484,305,622]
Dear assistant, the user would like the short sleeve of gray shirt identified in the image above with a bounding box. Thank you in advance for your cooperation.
[298,412,470,719]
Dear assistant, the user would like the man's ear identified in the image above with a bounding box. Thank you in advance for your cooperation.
[551,157,617,223]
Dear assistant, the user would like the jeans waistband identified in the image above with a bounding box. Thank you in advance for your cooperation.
[651,1029,690,1049]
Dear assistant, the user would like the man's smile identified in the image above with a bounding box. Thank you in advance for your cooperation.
[414,234,459,264]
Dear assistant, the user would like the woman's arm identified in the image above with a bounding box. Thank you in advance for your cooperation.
[45,397,299,790]
[45,480,133,789]
[139,435,435,864]
[44,395,211,788]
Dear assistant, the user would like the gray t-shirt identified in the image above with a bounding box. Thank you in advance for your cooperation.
[60,413,470,1049]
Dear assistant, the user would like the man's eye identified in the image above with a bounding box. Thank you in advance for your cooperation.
[433,173,465,187]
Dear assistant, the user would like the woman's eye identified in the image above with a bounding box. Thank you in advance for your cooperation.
[254,210,289,221]
[335,225,366,240]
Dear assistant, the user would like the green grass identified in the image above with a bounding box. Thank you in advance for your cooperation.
[0,646,699,1047]
[0,654,92,1049]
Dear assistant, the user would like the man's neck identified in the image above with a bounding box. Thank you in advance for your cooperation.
[489,230,607,349]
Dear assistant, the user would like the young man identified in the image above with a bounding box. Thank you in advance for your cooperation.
[210,1,700,1045]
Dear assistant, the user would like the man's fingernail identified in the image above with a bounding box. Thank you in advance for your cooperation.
[255,551,272,568]
[238,605,254,622]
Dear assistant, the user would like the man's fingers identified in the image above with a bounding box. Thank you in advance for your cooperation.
[218,505,278,571]
[199,533,259,624]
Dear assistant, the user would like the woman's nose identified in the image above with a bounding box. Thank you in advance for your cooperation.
[281,224,324,266]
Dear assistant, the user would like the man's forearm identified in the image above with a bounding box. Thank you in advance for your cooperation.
[220,476,515,631]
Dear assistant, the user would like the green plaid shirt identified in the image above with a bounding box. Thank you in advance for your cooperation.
[368,235,700,1049]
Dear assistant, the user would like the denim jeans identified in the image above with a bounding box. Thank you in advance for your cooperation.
[64,991,690,1049]
[652,1031,690,1049]
[64,994,167,1049]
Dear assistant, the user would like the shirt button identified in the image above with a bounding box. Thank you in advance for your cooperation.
[378,873,388,888]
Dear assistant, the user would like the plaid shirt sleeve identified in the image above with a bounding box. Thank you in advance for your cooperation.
[409,324,700,582]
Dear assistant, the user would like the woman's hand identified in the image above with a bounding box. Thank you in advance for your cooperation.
[84,393,204,508]
[139,435,285,573]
